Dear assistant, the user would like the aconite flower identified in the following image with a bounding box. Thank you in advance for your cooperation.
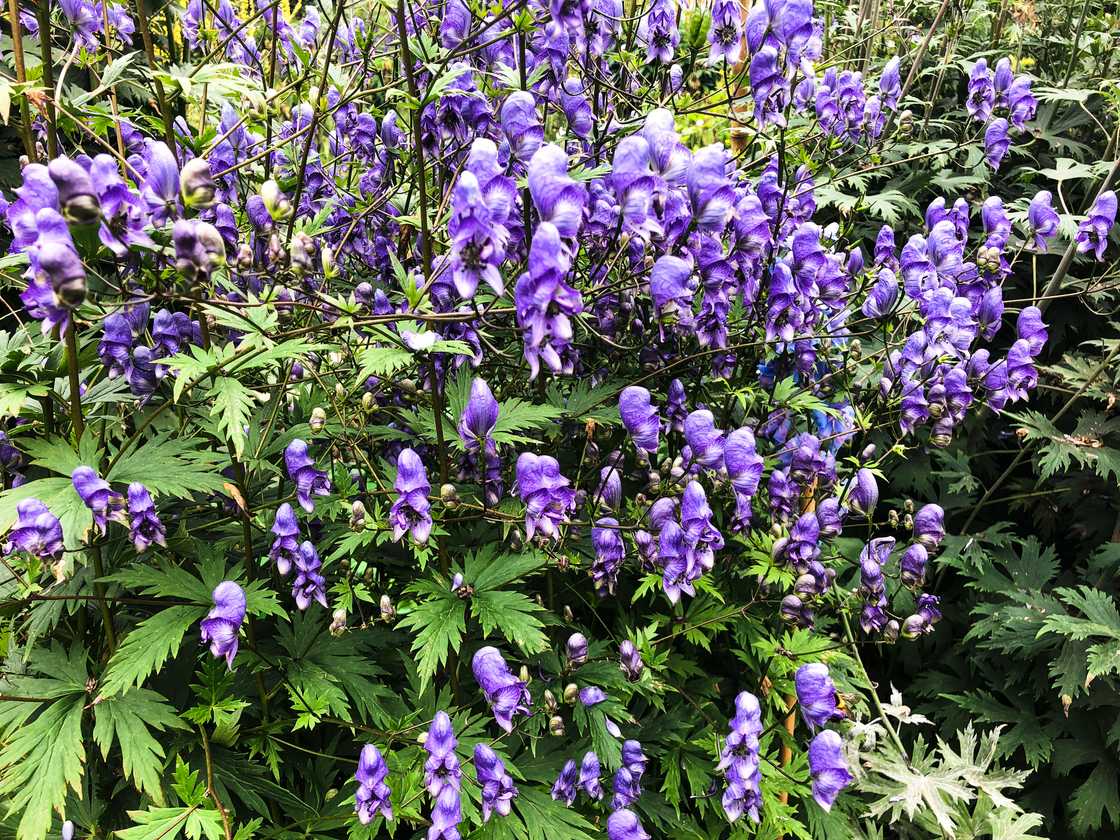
[200,581,246,668]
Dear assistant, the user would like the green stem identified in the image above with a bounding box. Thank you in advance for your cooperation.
[841,611,906,756]
[35,0,58,158]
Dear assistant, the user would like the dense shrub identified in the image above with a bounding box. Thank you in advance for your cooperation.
[0,0,1115,839]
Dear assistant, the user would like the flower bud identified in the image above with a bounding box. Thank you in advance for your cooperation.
[451,573,464,590]
[888,509,900,528]
[335,383,345,400]
[361,391,375,412]
[549,715,565,736]
[309,406,327,432]
[235,243,254,271]
[563,605,574,622]
[901,614,927,638]
[519,665,531,685]
[566,632,588,665]
[543,689,558,713]
[440,483,459,507]
[320,245,336,278]
[379,594,395,622]
[329,607,347,636]
[563,683,579,704]
[903,498,914,514]
[62,821,75,840]
[860,443,877,462]
[349,500,367,530]
[48,157,100,225]
[780,594,803,623]
[884,619,900,642]
[261,179,293,220]
[848,339,862,360]
[180,157,217,208]
[903,513,914,531]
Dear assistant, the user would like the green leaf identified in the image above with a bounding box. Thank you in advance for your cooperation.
[0,695,86,840]
[108,435,229,499]
[208,377,254,459]
[471,589,548,654]
[396,593,466,691]
[492,398,564,445]
[1069,761,1120,834]
[116,806,225,840]
[355,345,414,384]
[93,688,189,801]
[100,605,208,697]
[466,546,548,591]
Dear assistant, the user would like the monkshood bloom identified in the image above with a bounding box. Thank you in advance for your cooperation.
[448,171,508,300]
[650,255,696,325]
[354,745,393,824]
[472,646,531,732]
[688,145,736,233]
[1028,191,1060,251]
[612,740,647,808]
[637,0,679,63]
[913,503,945,549]
[619,640,644,681]
[607,809,651,840]
[500,92,544,164]
[29,208,87,311]
[514,222,583,378]
[1075,190,1117,260]
[551,759,578,805]
[708,0,744,63]
[749,46,789,126]
[292,541,327,610]
[808,730,852,810]
[684,409,725,470]
[862,268,899,318]
[127,483,166,554]
[528,145,587,239]
[4,498,63,559]
[984,118,1011,170]
[474,743,517,821]
[724,427,764,529]
[681,480,724,586]
[859,537,893,634]
[1007,74,1038,129]
[847,468,878,515]
[579,686,606,707]
[717,691,763,823]
[424,712,462,840]
[390,449,432,544]
[966,59,994,122]
[900,543,929,587]
[141,142,181,226]
[597,462,622,510]
[516,453,576,540]
[578,751,604,800]
[269,503,300,575]
[902,593,943,637]
[795,663,844,730]
[48,156,99,225]
[567,632,589,665]
[200,581,246,668]
[880,56,901,109]
[72,466,122,535]
[1018,306,1048,356]
[619,387,660,453]
[591,518,626,597]
[458,378,502,505]
[284,439,330,512]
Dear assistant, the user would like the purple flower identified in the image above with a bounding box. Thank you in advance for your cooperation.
[847,468,878,515]
[619,640,644,681]
[142,141,180,226]
[551,759,578,805]
[567,632,589,665]
[292,541,327,610]
[458,378,503,504]
[862,268,899,318]
[637,0,679,63]
[440,0,470,47]
[1017,306,1048,356]
[612,740,647,808]
[880,57,901,109]
[200,581,246,668]
[1075,190,1117,260]
[559,77,593,139]
[966,59,994,122]
[984,118,1011,170]
[269,503,300,576]
[1008,74,1037,129]
[718,691,763,823]
[684,410,725,470]
[127,483,166,553]
[516,453,576,541]
[578,752,604,800]
[619,387,660,453]
[650,255,696,322]
[591,517,626,597]
[514,222,583,378]
[913,503,945,549]
[472,646,530,732]
[285,439,331,512]
[3,498,63,559]
[708,0,743,63]
[72,465,122,535]
[474,743,517,821]
[355,745,393,824]
[725,427,763,528]
[48,156,99,225]
[900,543,928,587]
[501,91,544,163]
[528,145,587,239]
[448,171,508,300]
[607,809,650,840]
[795,663,844,730]
[424,712,462,839]
[749,46,789,126]
[390,449,432,544]
[808,730,852,810]
[579,686,607,707]
[688,145,736,233]
[30,208,87,308]
[1028,191,1060,252]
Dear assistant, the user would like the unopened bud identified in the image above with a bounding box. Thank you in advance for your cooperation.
[180,157,217,208]
[441,483,459,507]
[235,244,254,271]
[903,498,915,514]
[309,406,327,432]
[261,179,293,220]
[903,513,914,531]
[329,607,347,636]
[519,665,530,685]
[379,594,395,622]
[563,605,574,622]
[888,509,900,528]
[361,391,375,412]
[544,689,558,713]
[563,683,579,704]
[349,500,367,530]
[549,715,565,736]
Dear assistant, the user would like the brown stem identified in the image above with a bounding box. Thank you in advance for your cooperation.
[199,725,233,840]
[7,0,37,160]
[35,0,58,158]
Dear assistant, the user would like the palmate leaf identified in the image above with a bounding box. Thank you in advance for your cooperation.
[471,589,549,655]
[107,435,229,499]
[492,397,564,444]
[1069,761,1120,834]
[396,592,466,691]
[354,345,414,384]
[92,687,189,801]
[0,682,87,840]
[116,806,225,840]
[465,546,548,591]
[208,376,254,459]
[99,605,208,697]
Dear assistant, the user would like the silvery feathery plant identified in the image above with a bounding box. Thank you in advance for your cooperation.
[0,0,1111,838]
